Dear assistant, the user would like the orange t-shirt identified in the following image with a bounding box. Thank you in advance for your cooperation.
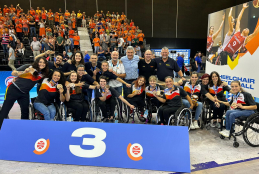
[46,28,52,33]
[72,18,76,28]
[3,8,9,15]
[35,15,40,22]
[16,24,22,32]
[64,12,70,19]
[30,10,35,16]
[10,7,16,12]
[127,35,132,41]
[99,29,105,35]
[93,38,100,47]
[17,9,21,16]
[42,13,47,20]
[60,15,64,22]
[55,15,59,22]
[121,15,126,20]
[48,12,54,20]
[90,23,96,29]
[59,30,64,37]
[69,30,75,38]
[137,33,144,42]
[73,36,80,45]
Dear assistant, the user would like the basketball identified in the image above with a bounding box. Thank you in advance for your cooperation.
[253,0,259,8]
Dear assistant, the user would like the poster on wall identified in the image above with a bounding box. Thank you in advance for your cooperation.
[151,49,190,65]
[206,1,259,98]
[0,71,37,104]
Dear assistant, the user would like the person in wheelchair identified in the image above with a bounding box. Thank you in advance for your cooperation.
[65,71,96,121]
[154,76,193,125]
[178,71,203,129]
[218,80,257,138]
[76,64,99,87]
[127,76,146,123]
[33,70,66,120]
[201,71,230,129]
[95,76,134,122]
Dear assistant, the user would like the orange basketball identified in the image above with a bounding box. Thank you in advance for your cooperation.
[253,0,259,8]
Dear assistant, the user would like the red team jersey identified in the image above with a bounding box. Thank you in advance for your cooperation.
[223,31,246,56]
[207,35,214,52]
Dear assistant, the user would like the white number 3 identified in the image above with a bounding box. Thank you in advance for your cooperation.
[69,128,106,158]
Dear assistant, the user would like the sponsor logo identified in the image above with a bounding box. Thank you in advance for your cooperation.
[127,143,143,161]
[5,76,14,86]
[33,138,50,155]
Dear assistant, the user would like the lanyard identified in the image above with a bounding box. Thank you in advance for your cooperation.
[150,85,157,92]
[91,66,96,71]
[233,92,240,101]
[51,79,58,86]
[190,84,195,96]
[165,87,173,93]
[213,85,218,95]
[110,61,119,72]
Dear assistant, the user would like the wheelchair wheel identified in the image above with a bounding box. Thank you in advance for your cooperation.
[120,102,129,123]
[233,119,245,136]
[233,142,239,148]
[91,100,103,122]
[54,103,62,121]
[137,107,146,123]
[220,135,225,139]
[176,107,192,130]
[200,107,206,129]
[243,114,259,147]
[29,104,34,120]
[114,98,121,122]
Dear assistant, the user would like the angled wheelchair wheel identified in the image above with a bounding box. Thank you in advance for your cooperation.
[29,104,34,120]
[113,98,121,122]
[176,107,192,131]
[54,103,62,121]
[120,102,129,123]
[233,119,245,136]
[243,114,259,147]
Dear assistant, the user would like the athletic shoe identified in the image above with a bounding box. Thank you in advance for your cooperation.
[193,121,200,129]
[66,116,72,122]
[109,117,114,122]
[219,130,230,138]
[190,122,195,130]
[132,120,135,123]
[211,121,217,127]
[216,122,221,129]
[144,119,148,124]
[102,118,109,122]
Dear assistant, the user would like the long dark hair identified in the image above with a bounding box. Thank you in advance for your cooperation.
[32,57,49,77]
[48,69,66,93]
[133,76,146,90]
[209,71,222,87]
[71,51,85,65]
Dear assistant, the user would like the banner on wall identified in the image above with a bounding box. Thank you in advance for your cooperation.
[0,71,37,104]
[0,120,191,173]
[151,49,191,65]
[206,1,259,98]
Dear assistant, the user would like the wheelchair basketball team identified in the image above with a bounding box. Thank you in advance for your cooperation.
[0,52,257,141]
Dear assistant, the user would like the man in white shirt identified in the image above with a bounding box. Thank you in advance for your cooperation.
[108,51,126,95]
[117,35,124,54]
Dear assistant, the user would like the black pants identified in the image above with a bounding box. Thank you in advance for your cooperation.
[123,79,136,97]
[158,104,179,124]
[147,97,162,109]
[58,45,63,53]
[220,51,232,65]
[17,32,22,41]
[66,100,88,121]
[210,100,225,120]
[97,97,116,118]
[0,84,30,129]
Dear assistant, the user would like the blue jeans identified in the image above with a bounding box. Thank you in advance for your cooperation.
[225,109,254,130]
[197,64,201,73]
[94,46,99,54]
[111,45,116,51]
[182,99,203,120]
[65,45,70,53]
[86,89,93,102]
[127,41,131,46]
[2,44,8,56]
[70,38,74,50]
[113,86,123,96]
[33,102,56,121]
[30,27,36,37]
[118,47,122,54]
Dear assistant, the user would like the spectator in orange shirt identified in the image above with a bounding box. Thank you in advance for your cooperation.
[47,9,54,28]
[9,4,16,12]
[68,26,75,50]
[127,33,132,46]
[21,16,29,37]
[3,5,9,15]
[55,12,59,26]
[130,19,134,27]
[72,17,76,30]
[46,25,52,37]
[15,20,23,41]
[93,34,100,53]
[137,30,144,45]
[30,7,35,16]
[73,32,80,51]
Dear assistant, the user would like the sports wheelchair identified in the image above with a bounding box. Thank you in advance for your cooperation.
[29,97,62,121]
[220,103,259,148]
[91,97,122,122]
[59,100,91,122]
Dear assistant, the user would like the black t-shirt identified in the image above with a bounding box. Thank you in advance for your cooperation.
[162,86,187,107]
[229,92,256,110]
[201,84,230,101]
[181,80,201,98]
[95,86,120,101]
[154,57,180,81]
[85,62,102,77]
[29,21,35,28]
[138,59,157,85]
[96,71,117,83]
[145,84,164,98]
[69,84,90,101]
[16,64,31,71]
[48,61,63,73]
[61,63,77,73]
[127,84,145,100]
[81,74,94,85]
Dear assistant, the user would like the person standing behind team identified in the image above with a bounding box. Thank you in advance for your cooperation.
[154,47,185,84]
[195,53,202,73]
[121,46,140,97]
[108,51,126,95]
[176,53,184,77]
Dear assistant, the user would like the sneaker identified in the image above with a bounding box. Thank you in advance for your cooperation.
[193,121,200,129]
[161,123,164,125]
[66,116,72,122]
[219,130,230,137]
[190,122,195,130]
[144,119,148,124]
[102,118,109,122]
[132,120,135,123]
[216,122,221,129]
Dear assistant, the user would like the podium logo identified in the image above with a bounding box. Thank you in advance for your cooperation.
[33,138,50,155]
[127,143,143,161]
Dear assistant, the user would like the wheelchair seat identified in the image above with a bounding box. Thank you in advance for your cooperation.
[237,116,249,121]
